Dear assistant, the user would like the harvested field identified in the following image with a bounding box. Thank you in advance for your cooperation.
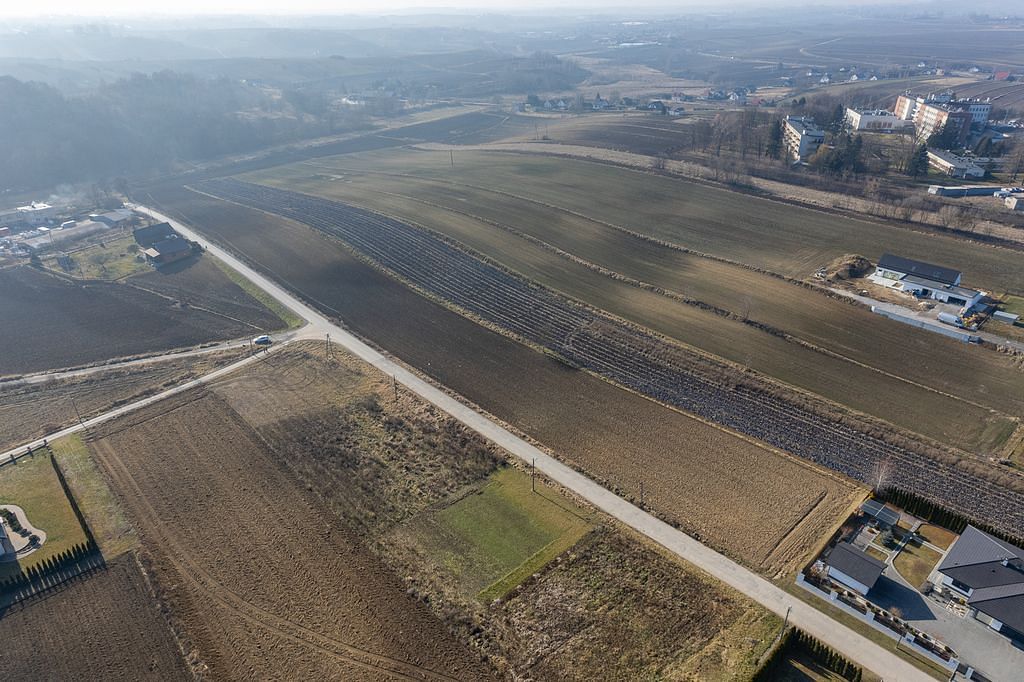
[147,183,861,574]
[197,178,1024,540]
[89,387,491,680]
[0,263,274,376]
[295,149,1024,293]
[494,529,778,681]
[251,163,1024,454]
[0,554,190,680]
[211,343,504,538]
[0,349,244,453]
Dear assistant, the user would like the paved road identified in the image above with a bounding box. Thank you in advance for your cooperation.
[5,203,932,681]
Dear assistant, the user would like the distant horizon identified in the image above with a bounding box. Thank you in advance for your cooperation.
[0,0,962,20]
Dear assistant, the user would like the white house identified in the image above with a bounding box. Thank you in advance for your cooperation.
[927,150,986,179]
[845,108,913,132]
[827,542,886,596]
[869,253,984,308]
[783,116,825,160]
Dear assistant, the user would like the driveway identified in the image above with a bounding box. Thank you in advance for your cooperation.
[872,565,1024,681]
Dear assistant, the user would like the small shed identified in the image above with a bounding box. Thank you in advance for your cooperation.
[827,542,886,596]
[993,310,1020,324]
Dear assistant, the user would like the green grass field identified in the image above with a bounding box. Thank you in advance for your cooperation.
[51,435,136,559]
[0,452,88,579]
[394,467,593,602]
[210,256,304,329]
[45,234,148,281]
[244,154,1024,455]
[893,542,942,590]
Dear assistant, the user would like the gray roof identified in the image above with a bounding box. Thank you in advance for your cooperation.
[152,237,191,255]
[939,526,1024,574]
[133,222,178,247]
[877,253,961,285]
[828,542,886,589]
[901,275,980,300]
[969,589,1024,633]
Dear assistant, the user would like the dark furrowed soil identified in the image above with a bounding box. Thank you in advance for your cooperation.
[147,183,858,572]
[0,554,190,680]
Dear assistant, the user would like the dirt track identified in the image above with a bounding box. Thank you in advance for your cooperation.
[89,390,493,680]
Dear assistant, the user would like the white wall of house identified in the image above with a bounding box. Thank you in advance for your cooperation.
[827,566,870,595]
[940,574,973,597]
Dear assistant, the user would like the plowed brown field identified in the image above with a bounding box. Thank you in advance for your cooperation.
[0,554,189,680]
[89,389,493,680]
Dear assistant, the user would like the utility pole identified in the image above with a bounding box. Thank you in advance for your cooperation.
[71,397,85,430]
[392,374,398,401]
[326,333,332,358]
[640,480,644,507]
[450,150,455,168]
[531,458,536,492]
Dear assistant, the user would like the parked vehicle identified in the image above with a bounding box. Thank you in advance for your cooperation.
[252,334,272,346]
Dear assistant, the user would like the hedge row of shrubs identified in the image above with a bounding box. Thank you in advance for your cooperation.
[754,627,863,681]
[876,487,1024,548]
[0,539,98,594]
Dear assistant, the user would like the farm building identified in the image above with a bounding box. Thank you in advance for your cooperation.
[133,222,178,248]
[143,237,193,266]
[89,208,134,227]
[783,116,825,160]
[827,542,885,596]
[935,526,1024,642]
[869,253,984,308]
[927,184,1001,197]
[1006,196,1024,211]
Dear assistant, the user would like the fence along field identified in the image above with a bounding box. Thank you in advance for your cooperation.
[197,179,1024,539]
[145,183,860,574]
[246,162,1023,455]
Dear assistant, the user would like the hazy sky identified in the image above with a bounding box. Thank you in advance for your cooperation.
[0,0,659,17]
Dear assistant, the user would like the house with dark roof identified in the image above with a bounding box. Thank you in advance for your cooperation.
[869,253,984,308]
[133,222,178,248]
[935,526,1024,641]
[143,236,193,266]
[827,542,886,596]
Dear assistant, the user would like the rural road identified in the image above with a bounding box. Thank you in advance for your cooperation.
[5,203,932,681]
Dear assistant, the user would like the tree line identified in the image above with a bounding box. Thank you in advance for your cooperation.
[0,539,99,595]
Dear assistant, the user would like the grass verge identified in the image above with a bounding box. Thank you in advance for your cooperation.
[51,435,136,559]
[0,452,87,579]
[211,255,304,329]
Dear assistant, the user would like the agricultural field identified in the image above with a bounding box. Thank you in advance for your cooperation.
[88,386,491,680]
[0,554,190,680]
[290,149,1024,293]
[146,184,864,574]
[0,260,282,376]
[203,340,779,679]
[195,178,1024,540]
[0,451,88,579]
[245,157,1024,455]
[0,348,244,452]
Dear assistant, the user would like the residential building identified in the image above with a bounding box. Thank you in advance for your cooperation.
[1,202,57,227]
[827,542,886,596]
[133,222,178,248]
[927,150,986,179]
[89,208,134,226]
[935,526,1024,642]
[868,253,984,308]
[894,92,992,144]
[783,116,825,160]
[143,236,193,266]
[844,108,913,132]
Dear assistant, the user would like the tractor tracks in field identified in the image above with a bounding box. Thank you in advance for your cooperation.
[91,435,462,682]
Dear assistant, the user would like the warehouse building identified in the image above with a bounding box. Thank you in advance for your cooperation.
[935,526,1024,642]
[869,253,983,308]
